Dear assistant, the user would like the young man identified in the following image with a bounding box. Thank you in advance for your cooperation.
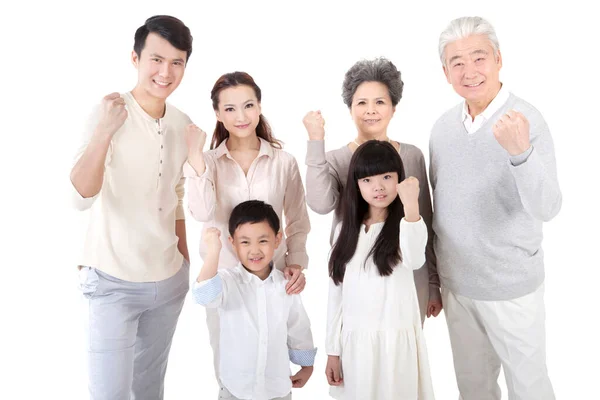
[193,200,316,400]
[430,16,561,400]
[71,15,193,400]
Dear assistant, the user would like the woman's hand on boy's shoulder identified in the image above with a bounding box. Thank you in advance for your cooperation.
[284,265,306,295]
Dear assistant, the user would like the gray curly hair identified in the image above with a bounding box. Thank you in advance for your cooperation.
[342,58,404,108]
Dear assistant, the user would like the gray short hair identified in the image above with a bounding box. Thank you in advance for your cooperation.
[342,58,404,108]
[438,16,500,65]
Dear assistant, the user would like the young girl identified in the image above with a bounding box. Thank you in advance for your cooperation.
[183,72,311,397]
[325,140,435,399]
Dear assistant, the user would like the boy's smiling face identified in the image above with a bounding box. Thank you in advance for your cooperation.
[230,221,282,279]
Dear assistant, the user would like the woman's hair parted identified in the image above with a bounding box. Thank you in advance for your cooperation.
[209,71,282,150]
[329,140,406,285]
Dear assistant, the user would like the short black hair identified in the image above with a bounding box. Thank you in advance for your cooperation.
[133,15,193,62]
[228,200,280,236]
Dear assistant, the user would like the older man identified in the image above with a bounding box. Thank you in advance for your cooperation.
[429,16,561,400]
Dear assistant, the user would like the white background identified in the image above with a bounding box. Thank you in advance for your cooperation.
[2,0,598,399]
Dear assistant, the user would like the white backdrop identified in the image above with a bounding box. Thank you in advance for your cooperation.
[2,0,598,399]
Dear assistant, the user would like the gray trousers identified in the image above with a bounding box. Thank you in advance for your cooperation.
[79,260,189,400]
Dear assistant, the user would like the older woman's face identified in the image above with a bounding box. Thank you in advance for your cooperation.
[350,81,395,137]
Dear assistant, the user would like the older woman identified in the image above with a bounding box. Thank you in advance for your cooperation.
[303,58,441,323]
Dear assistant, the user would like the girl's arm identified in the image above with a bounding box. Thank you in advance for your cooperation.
[325,278,344,386]
[397,177,428,270]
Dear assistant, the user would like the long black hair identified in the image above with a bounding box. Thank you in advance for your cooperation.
[329,140,406,285]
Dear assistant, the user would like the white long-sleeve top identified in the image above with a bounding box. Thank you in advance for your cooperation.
[326,218,427,355]
[193,264,316,400]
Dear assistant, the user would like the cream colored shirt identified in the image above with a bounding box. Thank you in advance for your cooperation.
[71,92,191,282]
[462,84,509,134]
[184,138,310,270]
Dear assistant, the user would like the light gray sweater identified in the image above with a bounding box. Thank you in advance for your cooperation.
[429,93,562,300]
[305,140,440,315]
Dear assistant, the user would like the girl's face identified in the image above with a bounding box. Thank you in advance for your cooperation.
[350,81,396,137]
[357,171,399,210]
[215,85,262,140]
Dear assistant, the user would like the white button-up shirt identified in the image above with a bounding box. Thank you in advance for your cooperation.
[193,264,316,400]
[462,84,510,134]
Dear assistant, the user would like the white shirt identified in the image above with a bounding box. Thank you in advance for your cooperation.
[71,92,191,282]
[193,265,316,400]
[462,84,510,134]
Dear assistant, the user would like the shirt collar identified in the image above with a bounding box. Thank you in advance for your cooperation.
[237,261,281,284]
[461,83,509,123]
[123,91,170,123]
[215,137,274,159]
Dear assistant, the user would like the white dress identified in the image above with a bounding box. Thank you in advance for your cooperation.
[326,218,435,400]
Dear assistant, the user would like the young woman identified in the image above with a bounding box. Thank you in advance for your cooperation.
[184,71,310,398]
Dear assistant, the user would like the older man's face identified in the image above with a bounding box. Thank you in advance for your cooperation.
[443,34,502,106]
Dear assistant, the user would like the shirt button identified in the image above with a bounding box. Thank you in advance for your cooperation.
[159,208,162,211]
[161,145,163,149]
[160,160,163,164]
[159,173,162,177]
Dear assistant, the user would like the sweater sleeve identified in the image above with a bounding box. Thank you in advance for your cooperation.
[305,140,341,215]
[412,150,441,297]
[508,114,562,222]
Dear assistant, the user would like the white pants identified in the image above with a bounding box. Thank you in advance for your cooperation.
[442,285,555,400]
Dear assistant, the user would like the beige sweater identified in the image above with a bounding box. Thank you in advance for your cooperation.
[305,140,440,312]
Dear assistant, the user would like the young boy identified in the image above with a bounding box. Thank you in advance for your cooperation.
[193,200,316,400]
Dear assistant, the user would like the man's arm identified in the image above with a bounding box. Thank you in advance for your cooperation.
[70,93,127,203]
[176,219,189,262]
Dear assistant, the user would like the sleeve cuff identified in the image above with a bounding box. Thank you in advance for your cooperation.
[183,161,211,179]
[286,252,309,270]
[509,145,534,166]
[192,275,223,305]
[176,204,185,220]
[305,140,327,165]
[289,348,317,366]
[428,284,442,301]
[71,180,98,211]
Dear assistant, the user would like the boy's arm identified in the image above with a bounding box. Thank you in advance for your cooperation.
[287,294,317,365]
[192,228,224,307]
[287,294,317,388]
